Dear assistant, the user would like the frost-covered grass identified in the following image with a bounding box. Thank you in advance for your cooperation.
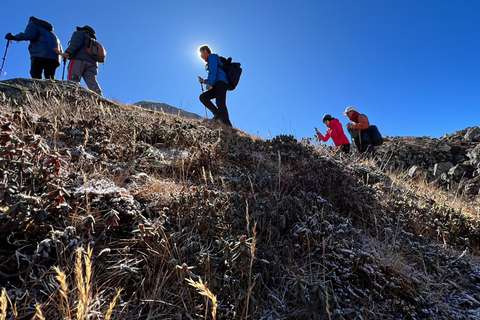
[1,81,480,319]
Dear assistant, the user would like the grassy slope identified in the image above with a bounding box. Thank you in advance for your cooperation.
[1,83,480,319]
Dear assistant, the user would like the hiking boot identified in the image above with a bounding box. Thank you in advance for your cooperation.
[221,118,232,127]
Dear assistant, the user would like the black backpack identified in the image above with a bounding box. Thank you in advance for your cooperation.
[369,125,384,146]
[219,56,242,91]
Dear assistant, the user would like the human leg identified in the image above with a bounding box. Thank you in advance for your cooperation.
[361,143,374,157]
[43,58,59,80]
[83,62,102,95]
[200,89,220,118]
[30,57,43,79]
[341,143,351,154]
[213,81,232,126]
[67,59,83,83]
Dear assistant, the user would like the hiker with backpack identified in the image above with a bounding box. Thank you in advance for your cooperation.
[315,114,351,154]
[62,25,102,96]
[343,106,374,156]
[5,16,62,80]
[198,45,232,127]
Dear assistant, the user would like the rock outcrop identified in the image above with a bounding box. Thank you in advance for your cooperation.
[376,128,480,196]
[0,78,113,106]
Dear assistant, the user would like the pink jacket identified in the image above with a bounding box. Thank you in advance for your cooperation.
[318,118,350,146]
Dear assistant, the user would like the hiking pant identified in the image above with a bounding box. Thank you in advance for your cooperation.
[340,143,351,154]
[356,141,374,157]
[199,81,232,126]
[30,57,59,80]
[67,59,102,96]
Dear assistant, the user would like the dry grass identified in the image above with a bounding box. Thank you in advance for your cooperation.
[186,277,218,320]
[355,156,479,217]
[105,288,122,320]
[0,289,6,320]
[54,266,71,319]
[1,81,480,319]
[387,166,479,217]
[33,301,46,320]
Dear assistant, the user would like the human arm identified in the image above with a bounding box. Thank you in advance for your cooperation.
[204,54,218,86]
[315,127,331,142]
[352,114,370,130]
[64,31,85,57]
[346,114,369,130]
[8,23,38,41]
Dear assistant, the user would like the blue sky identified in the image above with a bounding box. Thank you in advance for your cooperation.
[2,1,479,141]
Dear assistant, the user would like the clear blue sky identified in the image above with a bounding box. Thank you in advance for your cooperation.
[2,1,479,140]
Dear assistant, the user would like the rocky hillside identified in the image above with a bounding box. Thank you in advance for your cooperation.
[376,128,480,197]
[0,79,480,320]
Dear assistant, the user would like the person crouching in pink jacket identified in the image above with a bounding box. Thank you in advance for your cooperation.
[315,114,351,154]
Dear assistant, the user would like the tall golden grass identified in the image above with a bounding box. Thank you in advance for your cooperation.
[186,277,218,320]
[0,289,6,320]
[33,301,46,320]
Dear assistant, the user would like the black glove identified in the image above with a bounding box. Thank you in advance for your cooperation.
[5,33,15,40]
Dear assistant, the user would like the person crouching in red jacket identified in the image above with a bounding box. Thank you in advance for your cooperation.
[315,114,351,154]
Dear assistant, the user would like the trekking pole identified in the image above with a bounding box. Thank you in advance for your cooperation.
[0,40,11,80]
[62,57,66,80]
[200,82,209,119]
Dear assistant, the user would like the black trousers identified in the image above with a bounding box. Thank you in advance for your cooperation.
[30,57,59,79]
[340,143,351,154]
[199,81,232,126]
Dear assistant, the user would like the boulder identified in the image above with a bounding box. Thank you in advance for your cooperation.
[464,127,480,142]
[433,162,454,178]
[408,165,427,178]
[474,169,480,178]
[464,183,480,195]
[448,164,467,182]
[468,144,480,168]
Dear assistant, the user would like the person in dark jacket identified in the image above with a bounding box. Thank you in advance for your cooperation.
[343,106,374,155]
[315,114,350,154]
[62,25,102,95]
[198,45,232,127]
[5,16,62,79]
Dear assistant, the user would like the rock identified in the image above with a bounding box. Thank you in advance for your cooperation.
[448,164,467,182]
[464,183,480,195]
[434,162,454,178]
[464,127,480,142]
[436,143,452,152]
[408,165,427,178]
[468,144,480,168]
[474,169,480,178]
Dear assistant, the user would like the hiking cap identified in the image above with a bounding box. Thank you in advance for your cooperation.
[322,114,335,122]
[343,106,356,115]
[76,25,96,39]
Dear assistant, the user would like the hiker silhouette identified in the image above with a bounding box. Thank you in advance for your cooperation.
[5,16,62,80]
[62,25,103,96]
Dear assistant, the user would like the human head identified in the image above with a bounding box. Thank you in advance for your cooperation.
[322,114,335,126]
[199,45,212,60]
[343,106,357,118]
[77,25,96,39]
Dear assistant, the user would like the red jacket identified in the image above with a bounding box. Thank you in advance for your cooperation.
[318,118,350,146]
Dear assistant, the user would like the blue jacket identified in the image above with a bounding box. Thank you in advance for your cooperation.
[12,18,62,64]
[65,31,96,65]
[205,54,228,86]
